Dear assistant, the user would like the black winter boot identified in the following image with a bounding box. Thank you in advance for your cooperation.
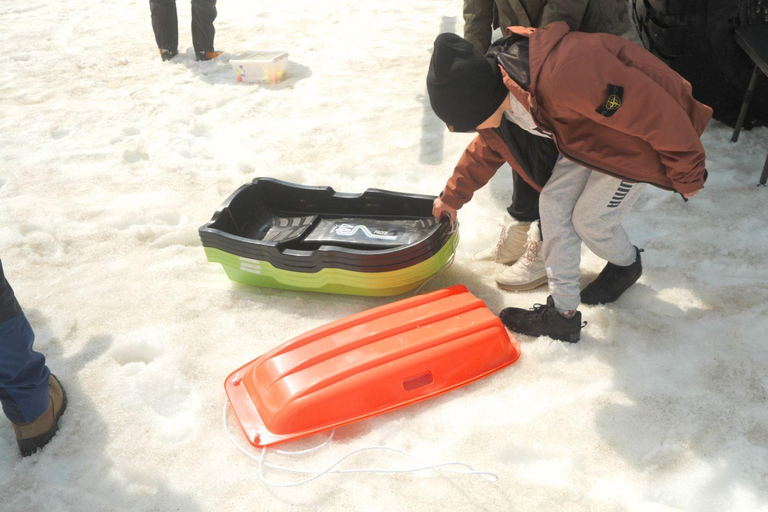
[159,48,178,61]
[499,296,583,343]
[581,247,643,305]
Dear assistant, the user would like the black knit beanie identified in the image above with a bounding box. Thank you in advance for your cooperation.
[427,33,508,132]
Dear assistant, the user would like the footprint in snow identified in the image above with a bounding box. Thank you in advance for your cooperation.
[111,339,164,366]
[50,128,69,140]
[123,150,149,163]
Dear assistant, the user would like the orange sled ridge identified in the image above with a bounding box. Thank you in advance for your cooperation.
[225,285,521,447]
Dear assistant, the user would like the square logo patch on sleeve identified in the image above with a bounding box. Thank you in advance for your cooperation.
[596,84,624,117]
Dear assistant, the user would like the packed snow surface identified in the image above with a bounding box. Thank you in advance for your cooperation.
[1,0,768,510]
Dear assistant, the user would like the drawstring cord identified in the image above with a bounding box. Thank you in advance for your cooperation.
[493,222,510,261]
[518,238,540,267]
[223,397,498,487]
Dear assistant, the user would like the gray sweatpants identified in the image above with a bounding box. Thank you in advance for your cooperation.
[539,158,646,311]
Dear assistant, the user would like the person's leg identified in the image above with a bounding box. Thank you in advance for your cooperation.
[506,170,540,223]
[572,175,646,266]
[0,260,66,456]
[149,0,179,59]
[191,0,218,59]
[572,175,647,304]
[0,315,50,425]
[538,158,593,312]
[0,260,50,425]
[498,158,591,343]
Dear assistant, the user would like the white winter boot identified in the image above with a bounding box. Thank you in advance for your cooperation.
[473,213,530,265]
[495,221,547,291]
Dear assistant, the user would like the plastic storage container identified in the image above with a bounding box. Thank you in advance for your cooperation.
[230,51,289,84]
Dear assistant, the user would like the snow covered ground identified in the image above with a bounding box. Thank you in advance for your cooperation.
[1,0,768,510]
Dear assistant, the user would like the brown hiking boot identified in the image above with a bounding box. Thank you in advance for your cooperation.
[195,50,222,61]
[12,375,67,456]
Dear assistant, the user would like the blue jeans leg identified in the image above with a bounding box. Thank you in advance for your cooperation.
[0,257,51,425]
[0,313,50,424]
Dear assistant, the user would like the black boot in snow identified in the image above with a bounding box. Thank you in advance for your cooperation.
[499,296,583,343]
[159,48,178,61]
[581,247,644,305]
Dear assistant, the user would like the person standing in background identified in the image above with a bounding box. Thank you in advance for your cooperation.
[464,0,629,54]
[463,0,630,292]
[0,259,66,457]
[150,0,222,62]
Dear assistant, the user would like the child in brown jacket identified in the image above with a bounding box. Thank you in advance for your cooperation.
[427,23,711,342]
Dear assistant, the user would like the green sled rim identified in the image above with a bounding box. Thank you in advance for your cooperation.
[205,233,459,296]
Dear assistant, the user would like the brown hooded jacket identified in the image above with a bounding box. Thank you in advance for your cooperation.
[440,22,713,210]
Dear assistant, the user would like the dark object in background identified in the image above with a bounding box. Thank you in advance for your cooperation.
[631,0,768,128]
[729,25,768,185]
[149,0,217,60]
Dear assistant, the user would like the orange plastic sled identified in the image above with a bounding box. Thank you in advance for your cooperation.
[225,285,521,447]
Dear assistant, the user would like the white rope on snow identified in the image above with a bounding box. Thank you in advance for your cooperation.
[223,398,498,487]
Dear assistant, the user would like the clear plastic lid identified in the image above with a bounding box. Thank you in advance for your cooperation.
[231,51,288,63]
